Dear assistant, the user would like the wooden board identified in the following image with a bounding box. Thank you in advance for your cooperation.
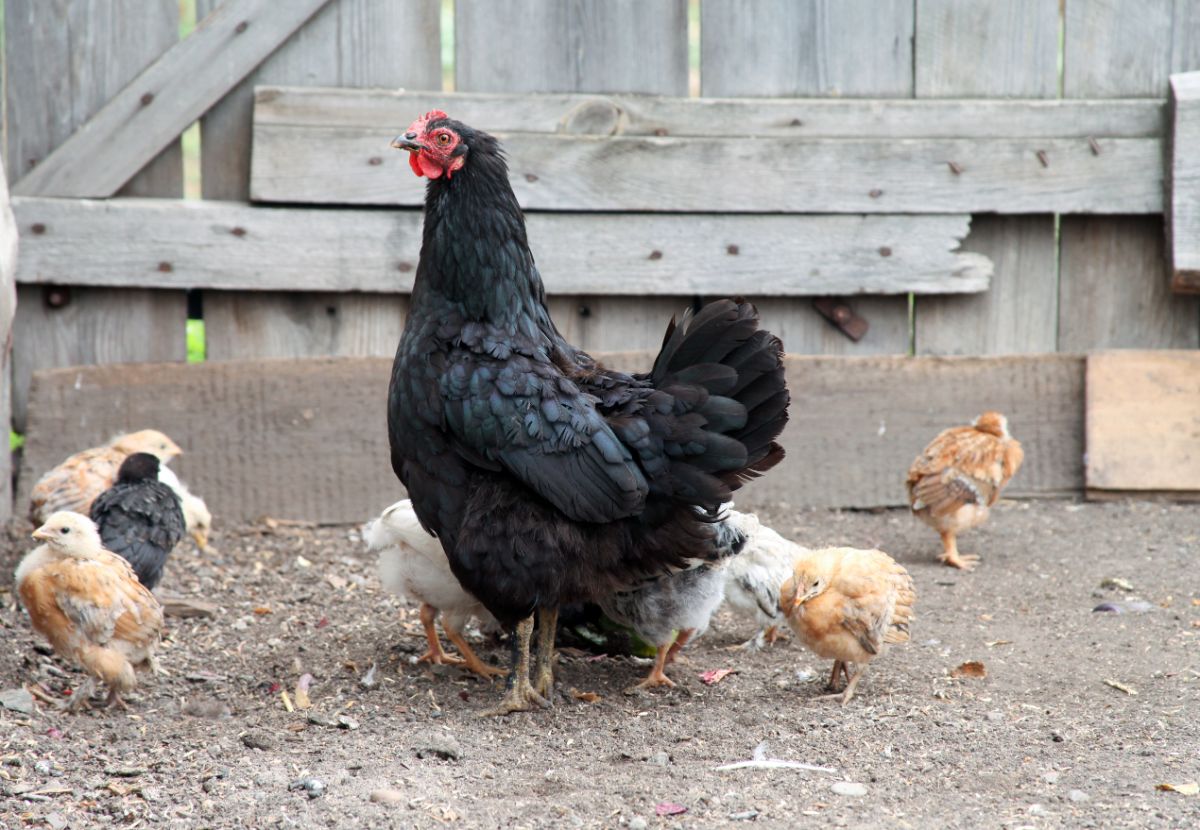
[17,354,1086,523]
[3,0,187,433]
[1085,351,1200,492]
[700,0,917,356]
[0,161,17,521]
[12,197,991,296]
[456,0,688,95]
[912,0,1059,356]
[1168,72,1200,292]
[700,0,914,98]
[257,86,1166,139]
[250,127,1162,214]
[11,0,333,198]
[454,0,689,355]
[197,0,440,364]
[1060,0,1200,349]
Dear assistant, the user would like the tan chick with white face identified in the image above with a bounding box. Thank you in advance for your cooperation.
[16,511,164,711]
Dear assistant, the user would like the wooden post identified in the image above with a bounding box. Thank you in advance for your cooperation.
[0,160,17,521]
[1168,71,1200,293]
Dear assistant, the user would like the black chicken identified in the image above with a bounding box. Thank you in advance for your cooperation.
[90,452,186,590]
[388,110,790,714]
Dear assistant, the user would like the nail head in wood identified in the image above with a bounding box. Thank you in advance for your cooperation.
[868,189,883,199]
[811,297,869,342]
[878,246,892,257]
[726,244,739,255]
[43,286,71,309]
[648,250,663,260]
[30,223,46,235]
[948,161,963,175]
[157,261,173,273]
[235,21,249,34]
[367,157,383,166]
[230,226,247,237]
[140,93,154,107]
[1036,150,1049,168]
[1088,137,1102,156]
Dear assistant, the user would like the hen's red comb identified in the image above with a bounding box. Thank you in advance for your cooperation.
[407,109,450,134]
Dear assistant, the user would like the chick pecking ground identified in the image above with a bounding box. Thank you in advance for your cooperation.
[1,499,1198,829]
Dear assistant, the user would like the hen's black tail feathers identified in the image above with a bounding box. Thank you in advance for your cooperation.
[649,299,788,510]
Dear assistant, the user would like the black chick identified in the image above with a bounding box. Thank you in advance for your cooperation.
[90,452,186,590]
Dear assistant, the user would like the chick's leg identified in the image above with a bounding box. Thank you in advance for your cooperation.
[632,644,676,690]
[533,606,558,699]
[59,677,96,713]
[665,628,695,664]
[444,626,507,680]
[838,664,869,705]
[478,616,547,717]
[416,603,464,666]
[938,531,979,571]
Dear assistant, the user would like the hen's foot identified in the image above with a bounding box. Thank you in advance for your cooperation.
[532,607,558,699]
[478,677,549,717]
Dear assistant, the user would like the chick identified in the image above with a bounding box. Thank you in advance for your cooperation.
[156,464,214,553]
[780,547,915,705]
[366,499,504,679]
[29,430,184,523]
[599,517,746,690]
[719,509,810,649]
[906,411,1024,570]
[90,453,186,590]
[15,512,164,710]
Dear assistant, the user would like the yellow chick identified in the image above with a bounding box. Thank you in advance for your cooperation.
[906,411,1024,570]
[29,430,184,523]
[780,547,915,705]
[16,512,164,711]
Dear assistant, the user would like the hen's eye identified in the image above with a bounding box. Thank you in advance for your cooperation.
[437,133,451,145]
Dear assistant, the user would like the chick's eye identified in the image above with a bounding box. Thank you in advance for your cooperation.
[60,528,69,535]
[437,133,451,145]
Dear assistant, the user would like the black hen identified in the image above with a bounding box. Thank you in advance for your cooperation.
[388,110,789,714]
[90,452,185,590]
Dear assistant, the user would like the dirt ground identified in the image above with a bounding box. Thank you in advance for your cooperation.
[1,498,1198,829]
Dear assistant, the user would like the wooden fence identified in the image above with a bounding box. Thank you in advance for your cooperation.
[2,0,1199,522]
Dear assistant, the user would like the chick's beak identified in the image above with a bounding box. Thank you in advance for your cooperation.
[391,133,424,152]
[31,527,54,542]
[191,528,211,553]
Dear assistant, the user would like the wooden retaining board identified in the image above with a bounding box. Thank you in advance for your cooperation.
[18,354,1084,524]
[1169,72,1200,292]
[1085,351,1200,493]
[12,196,991,296]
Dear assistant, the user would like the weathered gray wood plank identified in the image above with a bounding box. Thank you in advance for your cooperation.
[251,128,1162,214]
[700,0,916,355]
[915,0,1058,97]
[913,0,1060,356]
[915,217,1058,355]
[12,0,333,198]
[198,0,438,363]
[456,0,688,95]
[1060,0,1200,348]
[3,0,188,434]
[454,0,689,354]
[17,354,1086,521]
[258,86,1166,139]
[701,0,914,98]
[0,162,18,520]
[11,197,991,296]
[1168,71,1200,292]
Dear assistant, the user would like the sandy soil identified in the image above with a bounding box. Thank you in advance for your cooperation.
[1,499,1198,830]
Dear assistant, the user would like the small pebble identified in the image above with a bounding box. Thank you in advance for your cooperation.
[241,730,276,751]
[1029,804,1048,816]
[45,813,67,830]
[729,810,759,821]
[628,818,648,830]
[986,711,1004,722]
[412,732,462,761]
[0,688,35,715]
[649,751,670,767]
[289,777,326,799]
[369,788,405,805]
[1068,789,1090,803]
[831,781,867,797]
[35,760,52,775]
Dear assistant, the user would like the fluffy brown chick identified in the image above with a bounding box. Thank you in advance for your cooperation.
[29,430,184,524]
[15,511,164,711]
[905,412,1023,570]
[780,547,915,705]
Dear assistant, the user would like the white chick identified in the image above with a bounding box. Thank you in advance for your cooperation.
[720,509,811,649]
[366,499,503,679]
[156,465,213,553]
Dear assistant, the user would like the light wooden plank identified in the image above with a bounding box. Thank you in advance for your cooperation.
[700,1,915,355]
[913,0,1059,356]
[4,0,188,434]
[11,0,333,198]
[258,86,1166,139]
[11,197,992,296]
[915,0,1058,97]
[456,0,688,95]
[1058,216,1200,349]
[1168,71,1200,292]
[1086,351,1200,492]
[251,127,1162,214]
[454,0,689,354]
[915,216,1058,355]
[701,0,914,98]
[198,0,439,363]
[17,354,1085,521]
[0,161,18,520]
[1061,0,1200,349]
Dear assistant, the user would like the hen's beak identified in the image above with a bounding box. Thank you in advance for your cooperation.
[391,134,424,152]
[31,527,54,542]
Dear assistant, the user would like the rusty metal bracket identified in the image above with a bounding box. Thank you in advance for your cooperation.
[812,297,869,342]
